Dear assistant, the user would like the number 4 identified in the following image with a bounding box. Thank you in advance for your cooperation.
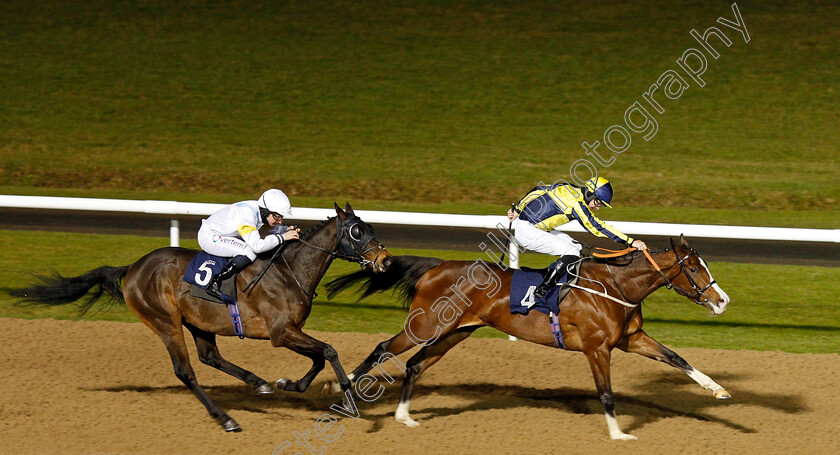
[520,286,537,308]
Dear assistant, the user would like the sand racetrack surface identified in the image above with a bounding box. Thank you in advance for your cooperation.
[1,318,837,455]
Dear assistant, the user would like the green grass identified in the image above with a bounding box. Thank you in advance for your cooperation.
[1,1,838,214]
[1,230,837,354]
[0,2,836,354]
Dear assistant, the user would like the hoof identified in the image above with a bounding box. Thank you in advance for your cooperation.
[276,378,299,391]
[257,383,274,394]
[612,434,638,441]
[223,418,241,432]
[715,388,731,400]
[396,416,420,428]
[321,380,342,395]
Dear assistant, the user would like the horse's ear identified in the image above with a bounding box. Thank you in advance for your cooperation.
[334,202,347,220]
[669,236,678,251]
[679,234,690,248]
[344,202,355,216]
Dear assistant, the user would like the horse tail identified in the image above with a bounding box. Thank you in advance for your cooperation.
[11,265,132,315]
[325,255,444,310]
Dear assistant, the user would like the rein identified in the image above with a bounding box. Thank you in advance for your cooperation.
[245,216,387,298]
[298,237,386,271]
[564,257,639,309]
[641,248,716,305]
[567,245,715,308]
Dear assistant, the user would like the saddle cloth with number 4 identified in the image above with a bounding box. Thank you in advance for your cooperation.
[509,262,580,316]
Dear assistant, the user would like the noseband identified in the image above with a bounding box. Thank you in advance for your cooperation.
[642,249,716,304]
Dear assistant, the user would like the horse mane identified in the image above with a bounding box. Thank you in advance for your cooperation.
[300,217,335,240]
[325,255,444,311]
[254,217,336,261]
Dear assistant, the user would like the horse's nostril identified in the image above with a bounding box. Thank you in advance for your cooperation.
[383,256,393,268]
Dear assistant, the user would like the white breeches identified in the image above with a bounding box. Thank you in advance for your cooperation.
[513,219,582,257]
[197,226,258,261]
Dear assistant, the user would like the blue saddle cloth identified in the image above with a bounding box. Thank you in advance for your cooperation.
[183,252,244,337]
[509,267,569,316]
[183,251,229,288]
[183,252,237,305]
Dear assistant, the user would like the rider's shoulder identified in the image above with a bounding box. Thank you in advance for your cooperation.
[229,201,259,218]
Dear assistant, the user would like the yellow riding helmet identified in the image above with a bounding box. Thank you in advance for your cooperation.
[584,176,614,208]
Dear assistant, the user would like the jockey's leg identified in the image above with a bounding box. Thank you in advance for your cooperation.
[206,255,251,300]
[198,228,256,300]
[534,254,579,299]
[513,221,582,299]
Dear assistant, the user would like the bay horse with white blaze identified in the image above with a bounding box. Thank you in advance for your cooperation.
[326,235,730,440]
[13,203,393,432]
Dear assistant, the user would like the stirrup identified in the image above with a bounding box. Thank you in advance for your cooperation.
[205,281,222,299]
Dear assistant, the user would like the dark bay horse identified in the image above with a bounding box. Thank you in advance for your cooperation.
[13,203,393,432]
[325,235,730,440]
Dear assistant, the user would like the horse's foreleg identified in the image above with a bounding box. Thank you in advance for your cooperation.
[272,325,348,394]
[618,330,730,399]
[396,327,477,428]
[584,346,637,440]
[186,323,274,394]
[323,330,421,395]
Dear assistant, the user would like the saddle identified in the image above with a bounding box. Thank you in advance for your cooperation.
[183,252,245,338]
[183,252,239,304]
[509,260,582,316]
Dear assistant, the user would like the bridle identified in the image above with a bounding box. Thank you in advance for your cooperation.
[641,248,716,305]
[298,216,388,271]
[245,215,388,299]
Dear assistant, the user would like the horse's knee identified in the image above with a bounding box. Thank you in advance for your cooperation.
[375,339,391,355]
[173,362,196,384]
[404,361,423,380]
[197,350,220,367]
[322,345,339,362]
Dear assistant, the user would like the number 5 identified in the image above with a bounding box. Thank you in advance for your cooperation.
[195,261,213,286]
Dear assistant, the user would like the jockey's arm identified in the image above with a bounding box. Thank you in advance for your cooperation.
[238,225,281,253]
[571,202,639,247]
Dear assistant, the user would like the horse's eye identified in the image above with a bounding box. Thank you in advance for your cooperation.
[349,224,363,241]
[690,267,698,273]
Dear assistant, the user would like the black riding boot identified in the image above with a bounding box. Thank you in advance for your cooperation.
[205,255,251,300]
[534,255,578,300]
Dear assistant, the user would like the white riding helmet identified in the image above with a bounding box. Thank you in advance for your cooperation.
[258,189,293,217]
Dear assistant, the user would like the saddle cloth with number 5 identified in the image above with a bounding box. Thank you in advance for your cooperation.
[183,251,237,304]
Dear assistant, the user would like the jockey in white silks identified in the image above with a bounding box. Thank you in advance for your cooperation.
[197,188,300,299]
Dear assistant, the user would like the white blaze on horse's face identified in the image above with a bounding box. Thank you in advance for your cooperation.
[699,258,729,315]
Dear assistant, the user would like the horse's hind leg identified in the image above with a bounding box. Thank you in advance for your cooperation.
[161,322,241,431]
[185,322,274,394]
[396,326,478,427]
[618,330,730,399]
